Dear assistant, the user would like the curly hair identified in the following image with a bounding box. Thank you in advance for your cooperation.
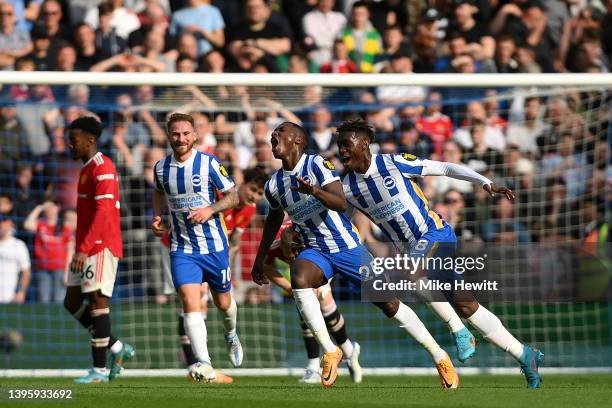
[336,118,376,142]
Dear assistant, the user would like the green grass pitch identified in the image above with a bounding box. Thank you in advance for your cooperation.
[1,375,611,408]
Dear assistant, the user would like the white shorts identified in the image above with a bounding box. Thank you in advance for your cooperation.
[67,248,118,297]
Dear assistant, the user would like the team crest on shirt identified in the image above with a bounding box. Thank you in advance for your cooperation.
[383,176,396,190]
[191,174,202,187]
[219,164,229,177]
[402,153,417,161]
[323,159,335,170]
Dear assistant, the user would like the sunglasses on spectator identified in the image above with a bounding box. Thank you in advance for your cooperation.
[43,10,60,16]
[444,198,462,204]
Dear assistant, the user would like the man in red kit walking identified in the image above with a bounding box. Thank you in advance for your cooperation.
[63,117,134,384]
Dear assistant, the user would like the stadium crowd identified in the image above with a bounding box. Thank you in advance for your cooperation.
[0,0,610,305]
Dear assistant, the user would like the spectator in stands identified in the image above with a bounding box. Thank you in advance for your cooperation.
[542,134,588,200]
[507,96,549,157]
[73,23,97,71]
[85,0,141,39]
[36,0,70,51]
[0,106,30,192]
[128,0,170,50]
[133,85,166,146]
[462,119,503,172]
[417,91,453,160]
[494,34,519,74]
[453,100,506,152]
[55,43,76,72]
[12,164,44,236]
[23,201,73,303]
[0,213,31,304]
[483,90,507,132]
[427,140,473,195]
[541,95,588,154]
[490,0,552,72]
[27,25,53,70]
[169,0,225,57]
[185,112,214,154]
[319,39,357,73]
[339,1,382,73]
[15,84,55,156]
[442,189,479,241]
[99,94,150,175]
[377,24,411,72]
[481,195,531,243]
[228,0,291,72]
[92,2,128,63]
[376,52,426,104]
[448,0,495,60]
[0,2,33,70]
[396,120,433,158]
[302,0,346,66]
[305,105,335,155]
[138,29,174,72]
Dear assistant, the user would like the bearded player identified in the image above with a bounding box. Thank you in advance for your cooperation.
[337,119,543,388]
[166,166,267,371]
[64,117,134,384]
[252,122,459,388]
[151,113,241,383]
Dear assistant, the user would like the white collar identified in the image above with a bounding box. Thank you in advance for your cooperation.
[171,148,197,167]
[83,152,101,167]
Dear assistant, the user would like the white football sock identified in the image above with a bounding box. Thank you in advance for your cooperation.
[183,312,211,364]
[221,297,238,338]
[110,339,123,354]
[293,289,336,353]
[393,302,447,362]
[307,358,319,371]
[339,340,354,359]
[467,304,524,360]
[427,302,466,333]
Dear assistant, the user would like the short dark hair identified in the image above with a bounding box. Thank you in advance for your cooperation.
[281,121,307,139]
[69,116,102,139]
[98,2,113,16]
[336,118,376,142]
[167,112,195,132]
[243,166,268,189]
[352,1,369,10]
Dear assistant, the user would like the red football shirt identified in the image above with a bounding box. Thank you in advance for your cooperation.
[418,114,453,158]
[76,152,123,258]
[34,220,73,270]
[223,204,256,235]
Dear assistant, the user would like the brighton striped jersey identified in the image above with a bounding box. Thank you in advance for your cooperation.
[154,149,234,254]
[264,154,360,253]
[342,153,448,250]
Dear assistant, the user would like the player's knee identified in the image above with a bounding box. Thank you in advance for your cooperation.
[455,300,478,318]
[374,299,399,318]
[63,297,78,314]
[290,273,311,289]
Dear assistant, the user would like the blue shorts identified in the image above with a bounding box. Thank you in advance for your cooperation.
[170,250,231,293]
[412,225,463,294]
[296,244,372,288]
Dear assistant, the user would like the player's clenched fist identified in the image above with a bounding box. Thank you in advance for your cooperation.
[251,260,269,286]
[151,215,168,237]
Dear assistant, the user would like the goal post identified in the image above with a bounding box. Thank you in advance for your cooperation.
[0,72,610,374]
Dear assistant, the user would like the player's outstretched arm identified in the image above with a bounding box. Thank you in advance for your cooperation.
[291,177,348,212]
[251,206,285,285]
[420,160,514,201]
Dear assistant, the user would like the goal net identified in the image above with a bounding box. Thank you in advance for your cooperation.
[0,73,609,373]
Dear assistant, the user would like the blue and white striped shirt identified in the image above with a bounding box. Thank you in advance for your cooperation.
[342,154,446,250]
[154,149,235,254]
[265,154,360,253]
